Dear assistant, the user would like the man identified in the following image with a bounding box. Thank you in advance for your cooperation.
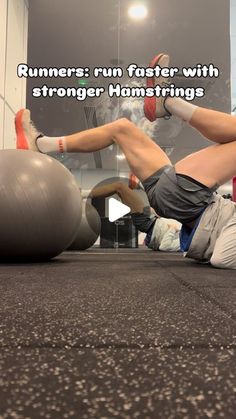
[82,182,181,251]
[15,53,236,269]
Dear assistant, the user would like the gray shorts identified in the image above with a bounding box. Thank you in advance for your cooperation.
[142,165,218,224]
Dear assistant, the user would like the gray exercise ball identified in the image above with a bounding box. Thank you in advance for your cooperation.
[0,150,82,261]
[68,201,101,250]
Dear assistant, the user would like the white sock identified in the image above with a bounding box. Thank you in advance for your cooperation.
[165,97,198,122]
[36,136,67,153]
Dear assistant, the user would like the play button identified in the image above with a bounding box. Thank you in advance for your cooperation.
[108,197,131,222]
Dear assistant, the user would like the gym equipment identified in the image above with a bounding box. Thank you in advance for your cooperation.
[0,150,82,261]
[100,217,138,248]
[68,202,101,250]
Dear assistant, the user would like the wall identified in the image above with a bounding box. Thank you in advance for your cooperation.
[0,0,28,150]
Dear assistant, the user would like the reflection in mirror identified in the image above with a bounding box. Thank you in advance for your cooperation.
[0,0,235,250]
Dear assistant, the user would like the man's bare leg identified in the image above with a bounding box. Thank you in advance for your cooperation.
[88,182,145,213]
[190,107,236,143]
[65,122,114,152]
[65,105,236,188]
[15,110,171,183]
[164,98,236,188]
[144,52,236,188]
[16,106,236,190]
[64,119,171,182]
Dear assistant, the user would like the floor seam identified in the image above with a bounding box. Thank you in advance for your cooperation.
[160,265,236,324]
[0,344,235,350]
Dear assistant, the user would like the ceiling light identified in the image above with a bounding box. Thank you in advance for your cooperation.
[128,4,148,20]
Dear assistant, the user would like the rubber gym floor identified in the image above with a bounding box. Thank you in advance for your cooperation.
[0,248,236,419]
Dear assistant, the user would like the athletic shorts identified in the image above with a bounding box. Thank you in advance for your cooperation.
[142,165,218,224]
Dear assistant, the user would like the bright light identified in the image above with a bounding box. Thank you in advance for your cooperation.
[128,4,148,20]
[116,154,125,160]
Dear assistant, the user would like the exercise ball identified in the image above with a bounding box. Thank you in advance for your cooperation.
[0,150,82,261]
[68,202,101,250]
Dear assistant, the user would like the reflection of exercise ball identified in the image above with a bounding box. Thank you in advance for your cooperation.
[68,202,101,250]
[0,150,82,261]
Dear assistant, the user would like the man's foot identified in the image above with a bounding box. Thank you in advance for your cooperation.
[128,173,143,190]
[144,53,171,121]
[15,109,43,150]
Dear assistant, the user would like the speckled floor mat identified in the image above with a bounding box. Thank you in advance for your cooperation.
[0,249,236,418]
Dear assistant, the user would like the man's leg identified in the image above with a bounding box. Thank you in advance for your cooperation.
[164,98,236,188]
[170,100,236,143]
[16,110,171,183]
[63,119,171,181]
[65,119,171,182]
[88,182,145,213]
[144,53,236,189]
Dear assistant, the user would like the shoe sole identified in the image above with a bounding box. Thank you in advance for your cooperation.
[144,53,165,122]
[15,109,29,150]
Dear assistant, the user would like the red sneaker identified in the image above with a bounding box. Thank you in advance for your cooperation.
[15,109,42,151]
[129,173,142,190]
[144,53,171,121]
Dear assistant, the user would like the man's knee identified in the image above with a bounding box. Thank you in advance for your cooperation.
[113,118,135,137]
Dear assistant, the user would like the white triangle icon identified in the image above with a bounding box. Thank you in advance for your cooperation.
[108,198,131,222]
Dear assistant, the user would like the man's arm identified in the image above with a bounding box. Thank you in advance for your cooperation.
[83,182,145,213]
